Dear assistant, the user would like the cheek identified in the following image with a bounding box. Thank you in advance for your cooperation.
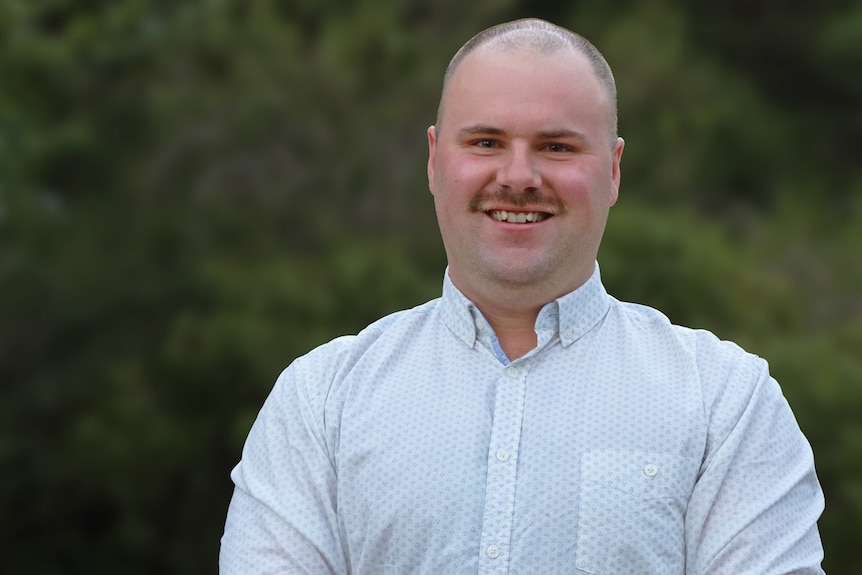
[555,168,614,207]
[551,174,591,205]
[443,154,492,189]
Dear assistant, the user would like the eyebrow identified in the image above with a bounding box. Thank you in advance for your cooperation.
[458,124,588,141]
[458,124,505,137]
[536,129,588,141]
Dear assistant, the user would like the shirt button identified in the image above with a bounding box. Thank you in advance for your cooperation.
[475,318,485,331]
[486,545,500,559]
[496,449,510,462]
[644,464,658,477]
[506,366,519,378]
[562,328,574,340]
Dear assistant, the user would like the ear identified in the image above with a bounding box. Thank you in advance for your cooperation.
[427,125,437,195]
[609,137,624,206]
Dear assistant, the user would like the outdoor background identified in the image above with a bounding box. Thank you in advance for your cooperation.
[2,0,860,573]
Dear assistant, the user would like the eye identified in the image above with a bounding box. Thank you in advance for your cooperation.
[544,143,573,153]
[473,139,499,148]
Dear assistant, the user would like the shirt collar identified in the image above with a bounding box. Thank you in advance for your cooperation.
[439,262,611,350]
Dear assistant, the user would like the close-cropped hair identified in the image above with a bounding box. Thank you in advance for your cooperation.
[437,18,619,142]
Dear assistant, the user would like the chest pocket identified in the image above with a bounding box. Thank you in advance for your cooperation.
[576,450,698,575]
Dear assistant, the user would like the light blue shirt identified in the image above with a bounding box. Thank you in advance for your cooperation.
[220,264,825,574]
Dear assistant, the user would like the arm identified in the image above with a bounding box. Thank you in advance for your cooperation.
[220,359,347,574]
[686,357,825,574]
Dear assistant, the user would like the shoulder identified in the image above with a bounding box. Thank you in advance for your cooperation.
[302,298,439,363]
[607,297,773,423]
[287,298,441,399]
[610,298,785,448]
[610,297,765,374]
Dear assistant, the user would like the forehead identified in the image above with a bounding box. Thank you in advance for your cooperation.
[440,45,610,129]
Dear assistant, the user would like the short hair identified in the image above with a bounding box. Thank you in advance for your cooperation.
[436,18,618,141]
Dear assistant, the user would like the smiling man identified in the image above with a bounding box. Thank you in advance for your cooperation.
[221,19,825,574]
[427,31,624,360]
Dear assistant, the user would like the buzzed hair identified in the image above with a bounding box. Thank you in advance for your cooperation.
[436,18,619,142]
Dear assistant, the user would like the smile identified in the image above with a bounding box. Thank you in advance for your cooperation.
[488,210,550,223]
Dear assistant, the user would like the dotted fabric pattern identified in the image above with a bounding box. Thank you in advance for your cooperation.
[220,264,825,575]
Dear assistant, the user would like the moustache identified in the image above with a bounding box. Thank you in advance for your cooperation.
[468,188,565,214]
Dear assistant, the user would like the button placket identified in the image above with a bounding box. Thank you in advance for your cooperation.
[477,362,529,573]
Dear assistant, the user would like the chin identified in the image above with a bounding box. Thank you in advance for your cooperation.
[484,263,556,288]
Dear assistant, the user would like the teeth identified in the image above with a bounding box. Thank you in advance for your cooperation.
[490,210,547,223]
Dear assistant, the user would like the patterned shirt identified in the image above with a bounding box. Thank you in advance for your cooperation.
[220,264,825,574]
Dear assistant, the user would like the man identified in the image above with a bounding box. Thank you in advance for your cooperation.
[220,18,825,574]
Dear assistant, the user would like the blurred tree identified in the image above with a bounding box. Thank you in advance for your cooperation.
[0,0,859,573]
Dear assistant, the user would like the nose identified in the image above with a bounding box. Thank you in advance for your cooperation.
[496,144,541,191]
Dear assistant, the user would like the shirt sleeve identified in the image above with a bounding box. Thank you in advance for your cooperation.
[685,354,826,574]
[219,357,347,574]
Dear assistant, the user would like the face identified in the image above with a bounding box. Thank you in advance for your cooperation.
[427,45,624,304]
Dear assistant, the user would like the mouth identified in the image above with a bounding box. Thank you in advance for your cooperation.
[487,210,551,224]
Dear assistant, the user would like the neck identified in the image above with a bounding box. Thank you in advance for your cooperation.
[448,265,595,361]
[453,278,546,361]
[478,303,540,361]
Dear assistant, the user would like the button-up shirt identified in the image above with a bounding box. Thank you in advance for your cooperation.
[220,264,825,574]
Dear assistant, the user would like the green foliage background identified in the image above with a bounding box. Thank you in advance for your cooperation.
[1,0,860,572]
